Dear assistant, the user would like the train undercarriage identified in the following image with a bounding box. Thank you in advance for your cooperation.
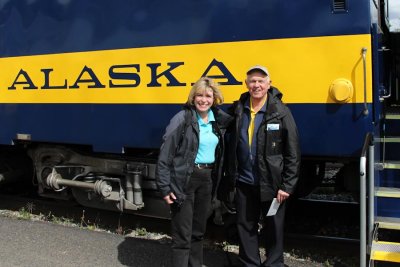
[0,141,362,221]
[0,144,172,219]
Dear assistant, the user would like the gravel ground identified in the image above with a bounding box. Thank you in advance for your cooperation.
[0,208,357,266]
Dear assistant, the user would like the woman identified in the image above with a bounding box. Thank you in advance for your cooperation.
[156,77,232,267]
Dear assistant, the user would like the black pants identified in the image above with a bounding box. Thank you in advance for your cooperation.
[170,168,212,267]
[236,181,286,267]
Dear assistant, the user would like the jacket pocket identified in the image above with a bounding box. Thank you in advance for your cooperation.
[265,124,282,155]
[265,154,284,188]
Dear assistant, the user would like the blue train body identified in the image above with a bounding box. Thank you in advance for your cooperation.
[0,0,398,223]
[0,0,376,156]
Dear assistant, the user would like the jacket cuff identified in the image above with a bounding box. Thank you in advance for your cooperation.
[159,187,172,198]
[280,184,286,192]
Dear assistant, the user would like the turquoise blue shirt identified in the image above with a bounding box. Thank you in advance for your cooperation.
[195,109,219,164]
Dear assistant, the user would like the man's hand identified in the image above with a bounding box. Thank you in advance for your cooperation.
[277,189,290,203]
[163,192,177,204]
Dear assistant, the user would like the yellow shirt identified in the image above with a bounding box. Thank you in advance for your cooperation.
[248,96,268,148]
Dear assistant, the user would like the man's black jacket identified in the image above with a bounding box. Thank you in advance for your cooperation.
[222,87,301,202]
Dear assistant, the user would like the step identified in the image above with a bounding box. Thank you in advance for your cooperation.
[376,197,400,218]
[386,114,400,120]
[379,161,400,169]
[376,187,400,198]
[380,142,400,162]
[376,216,400,230]
[378,169,400,188]
[378,138,400,161]
[377,137,400,143]
[371,241,400,263]
[383,119,400,136]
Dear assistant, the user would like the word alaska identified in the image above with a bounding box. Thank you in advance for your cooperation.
[7,59,242,90]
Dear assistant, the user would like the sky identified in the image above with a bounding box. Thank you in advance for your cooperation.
[389,1,400,31]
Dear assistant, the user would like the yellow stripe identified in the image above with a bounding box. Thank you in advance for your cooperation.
[372,251,400,263]
[0,34,372,104]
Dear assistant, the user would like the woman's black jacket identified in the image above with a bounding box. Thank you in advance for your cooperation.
[156,106,232,203]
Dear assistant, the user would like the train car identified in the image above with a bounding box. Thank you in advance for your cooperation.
[0,1,399,259]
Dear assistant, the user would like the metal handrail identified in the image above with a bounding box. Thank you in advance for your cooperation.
[361,132,373,158]
[360,132,374,267]
[380,71,392,100]
[362,47,369,116]
[378,46,391,100]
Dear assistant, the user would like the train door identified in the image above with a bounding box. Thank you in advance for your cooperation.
[368,11,400,265]
[386,33,400,111]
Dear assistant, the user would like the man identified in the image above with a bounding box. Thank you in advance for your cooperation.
[225,65,300,267]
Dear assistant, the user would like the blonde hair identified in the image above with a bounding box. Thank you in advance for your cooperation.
[186,77,224,106]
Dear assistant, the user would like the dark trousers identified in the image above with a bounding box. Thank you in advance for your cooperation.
[236,181,286,267]
[170,168,212,267]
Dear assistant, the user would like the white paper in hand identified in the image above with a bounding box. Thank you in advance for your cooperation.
[266,198,280,216]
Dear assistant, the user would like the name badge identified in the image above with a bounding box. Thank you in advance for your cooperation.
[266,123,280,131]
